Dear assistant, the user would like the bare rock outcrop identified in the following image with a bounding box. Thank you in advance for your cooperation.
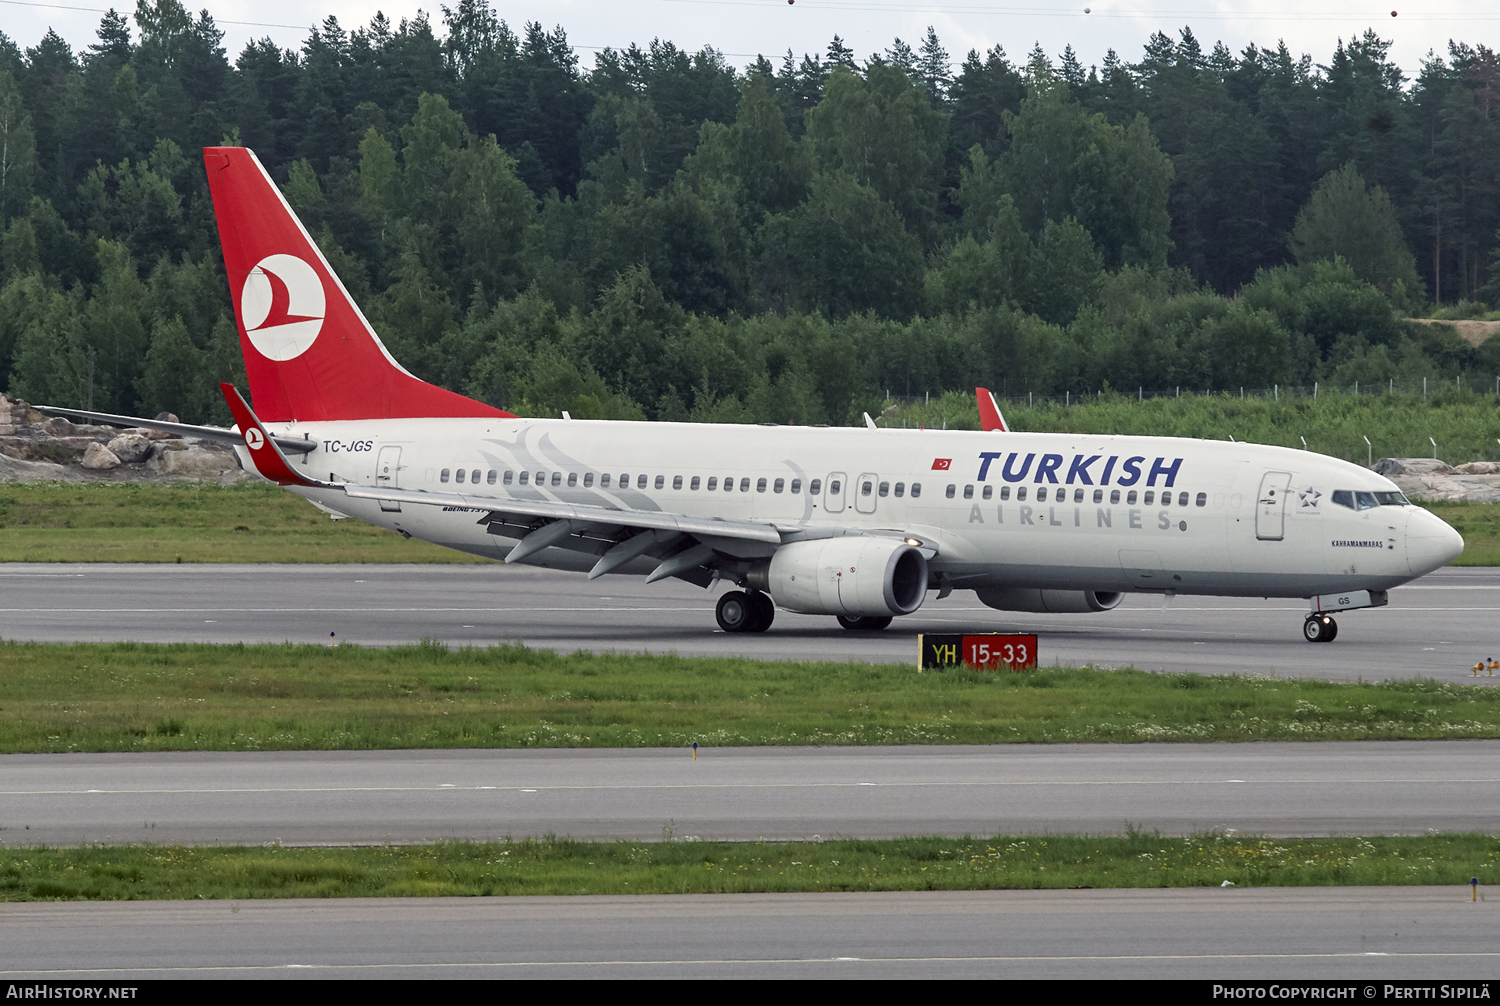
[0,390,248,484]
[1375,458,1500,503]
[1374,457,1456,477]
[106,433,153,464]
[81,442,121,469]
[1455,461,1500,475]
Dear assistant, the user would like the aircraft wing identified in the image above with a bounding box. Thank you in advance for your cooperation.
[339,483,784,544]
[340,482,808,585]
[35,405,317,454]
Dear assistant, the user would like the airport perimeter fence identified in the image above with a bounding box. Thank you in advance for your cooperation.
[872,377,1500,466]
[881,375,1500,415]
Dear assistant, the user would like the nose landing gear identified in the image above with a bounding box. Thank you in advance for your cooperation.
[1302,613,1338,643]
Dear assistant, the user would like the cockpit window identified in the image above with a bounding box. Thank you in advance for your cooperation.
[1334,489,1409,510]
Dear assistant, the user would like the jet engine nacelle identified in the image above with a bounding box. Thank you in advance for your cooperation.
[975,587,1125,614]
[762,537,929,617]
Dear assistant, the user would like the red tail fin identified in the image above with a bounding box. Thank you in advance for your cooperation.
[203,147,512,423]
[976,387,1009,432]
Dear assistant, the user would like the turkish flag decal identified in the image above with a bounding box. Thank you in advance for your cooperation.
[931,458,952,470]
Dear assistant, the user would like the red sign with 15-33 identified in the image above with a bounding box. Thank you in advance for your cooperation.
[918,633,1038,671]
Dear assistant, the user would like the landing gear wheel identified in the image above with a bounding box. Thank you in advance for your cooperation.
[716,591,754,633]
[1302,615,1337,643]
[747,591,775,633]
[837,614,893,631]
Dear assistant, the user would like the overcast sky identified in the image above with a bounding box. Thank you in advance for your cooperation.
[1,0,1493,84]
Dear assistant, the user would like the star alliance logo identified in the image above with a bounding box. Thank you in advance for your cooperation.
[1299,488,1322,508]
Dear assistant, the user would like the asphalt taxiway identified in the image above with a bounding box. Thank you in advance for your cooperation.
[2,889,1494,979]
[5,742,1499,846]
[3,563,1498,680]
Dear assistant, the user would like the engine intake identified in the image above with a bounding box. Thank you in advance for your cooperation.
[975,588,1125,614]
[761,537,929,617]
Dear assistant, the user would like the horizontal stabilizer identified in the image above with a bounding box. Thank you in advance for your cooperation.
[35,405,316,453]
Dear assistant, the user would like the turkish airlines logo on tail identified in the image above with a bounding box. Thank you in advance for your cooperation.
[243,428,264,450]
[240,254,326,361]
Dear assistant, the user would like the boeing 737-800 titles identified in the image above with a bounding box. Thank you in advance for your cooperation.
[42,148,1465,643]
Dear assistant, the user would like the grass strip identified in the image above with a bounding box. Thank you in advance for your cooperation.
[0,481,1497,564]
[3,833,1498,901]
[0,482,486,563]
[3,640,1499,753]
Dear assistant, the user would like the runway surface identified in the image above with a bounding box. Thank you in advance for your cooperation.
[6,742,1499,845]
[2,889,1495,979]
[3,563,1498,681]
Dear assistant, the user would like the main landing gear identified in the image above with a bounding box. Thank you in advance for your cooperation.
[1303,613,1338,643]
[716,590,775,633]
[837,615,892,631]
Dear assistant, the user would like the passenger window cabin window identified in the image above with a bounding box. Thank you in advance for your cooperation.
[981,486,992,501]
[828,479,840,494]
[740,478,751,492]
[583,473,594,487]
[1092,489,1103,503]
[518,471,529,485]
[552,472,562,487]
[878,481,889,497]
[757,478,768,493]
[472,469,480,484]
[910,483,921,498]
[455,469,465,483]
[440,469,451,483]
[536,471,546,486]
[1144,491,1155,505]
[1332,490,1354,509]
[809,479,822,495]
[707,477,718,490]
[1074,488,1085,503]
[1109,489,1119,504]
[600,473,610,488]
[638,474,649,490]
[945,484,956,499]
[1000,486,1011,501]
[691,476,701,490]
[487,470,497,485]
[896,482,906,498]
[1017,487,1027,501]
[503,471,514,485]
[774,478,784,493]
[962,485,973,500]
[1196,492,1207,507]
[654,475,665,489]
[1037,487,1048,502]
[862,480,873,497]
[619,474,628,487]
[673,476,683,490]
[1178,492,1188,507]
[568,472,578,487]
[790,479,802,494]
[1126,490,1136,505]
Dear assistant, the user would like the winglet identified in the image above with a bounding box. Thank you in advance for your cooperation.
[218,383,334,488]
[976,387,1009,432]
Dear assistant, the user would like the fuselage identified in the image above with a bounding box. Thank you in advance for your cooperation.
[249,416,1464,601]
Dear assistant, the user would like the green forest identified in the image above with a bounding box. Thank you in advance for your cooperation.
[1,0,1499,428]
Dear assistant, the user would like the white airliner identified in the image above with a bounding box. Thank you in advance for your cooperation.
[42,148,1465,643]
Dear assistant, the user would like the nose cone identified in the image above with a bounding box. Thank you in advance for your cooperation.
[1406,507,1465,576]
